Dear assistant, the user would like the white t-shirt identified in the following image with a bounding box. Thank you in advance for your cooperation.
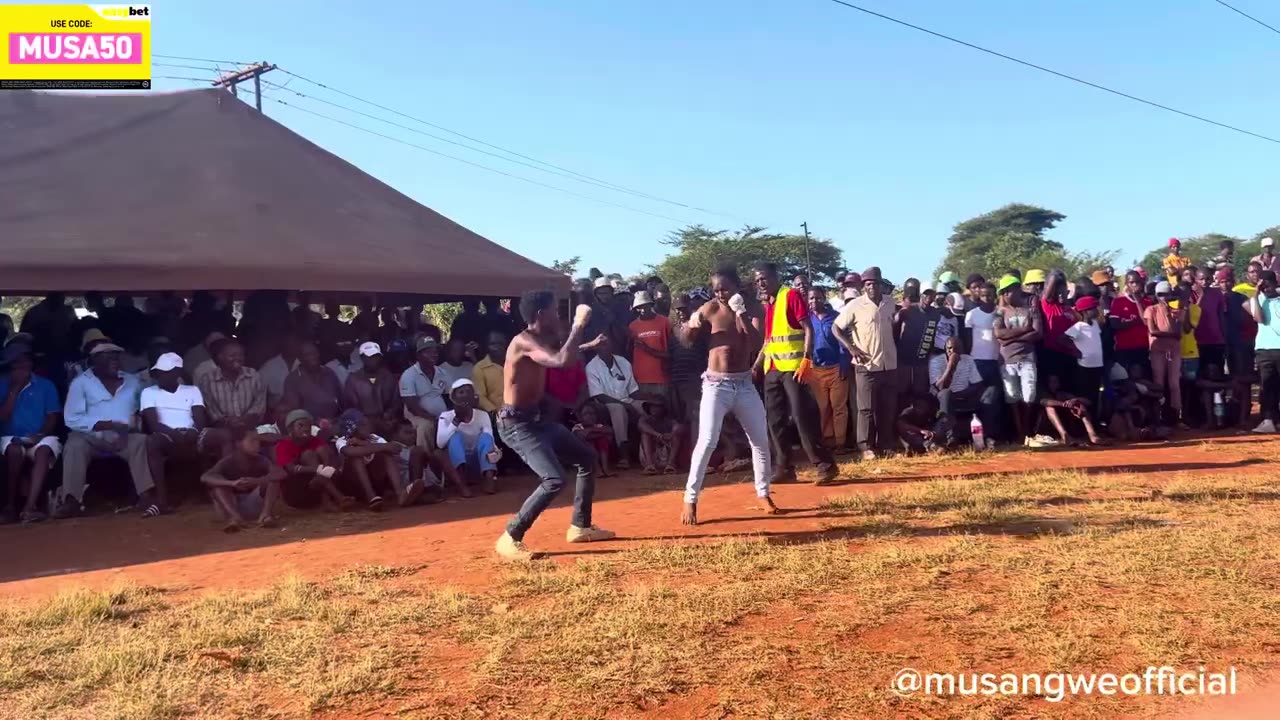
[964,307,999,361]
[585,355,639,401]
[139,384,204,429]
[436,409,493,452]
[1064,320,1104,369]
[334,433,388,464]
[927,353,980,394]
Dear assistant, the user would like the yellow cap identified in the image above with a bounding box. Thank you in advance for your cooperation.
[1024,269,1047,284]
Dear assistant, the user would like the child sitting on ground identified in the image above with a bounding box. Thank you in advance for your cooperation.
[335,409,424,510]
[573,403,614,478]
[201,427,285,532]
[896,394,951,454]
[275,409,350,511]
[638,398,682,475]
[392,420,445,503]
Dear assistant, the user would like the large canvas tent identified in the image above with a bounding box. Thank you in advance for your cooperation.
[0,88,568,300]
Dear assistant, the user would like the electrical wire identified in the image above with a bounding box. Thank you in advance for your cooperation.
[154,75,216,84]
[154,53,254,66]
[1211,0,1280,35]
[154,62,220,72]
[274,67,733,216]
[825,0,1280,146]
[268,97,690,224]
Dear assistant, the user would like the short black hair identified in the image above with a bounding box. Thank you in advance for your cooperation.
[209,337,237,361]
[519,290,555,325]
[965,273,985,287]
[1262,270,1278,285]
[1006,269,1023,280]
[711,265,740,288]
[753,261,779,277]
[1220,239,1235,250]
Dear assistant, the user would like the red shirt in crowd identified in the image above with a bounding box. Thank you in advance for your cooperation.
[275,436,327,468]
[629,314,671,384]
[1109,294,1152,351]
[1039,297,1076,354]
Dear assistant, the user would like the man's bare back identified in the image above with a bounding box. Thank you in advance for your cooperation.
[700,299,754,373]
[502,331,551,410]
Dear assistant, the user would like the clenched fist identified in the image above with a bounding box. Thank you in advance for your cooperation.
[728,293,747,316]
[687,308,704,329]
[573,304,592,327]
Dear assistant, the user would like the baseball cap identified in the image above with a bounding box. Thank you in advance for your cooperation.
[89,342,125,355]
[358,341,382,357]
[80,327,109,352]
[285,409,314,428]
[450,378,474,392]
[937,271,960,285]
[1263,237,1276,248]
[997,274,1021,293]
[1024,269,1047,284]
[415,336,439,352]
[593,277,612,289]
[150,352,183,372]
[1154,281,1172,295]
[632,290,654,309]
[1074,296,1098,312]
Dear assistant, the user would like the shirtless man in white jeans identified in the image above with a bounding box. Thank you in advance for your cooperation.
[676,266,777,525]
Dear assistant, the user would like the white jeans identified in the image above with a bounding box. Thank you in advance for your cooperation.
[684,371,771,504]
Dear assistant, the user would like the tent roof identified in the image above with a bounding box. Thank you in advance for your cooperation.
[0,89,568,300]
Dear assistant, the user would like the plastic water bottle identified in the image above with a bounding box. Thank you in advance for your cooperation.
[1213,392,1226,427]
[970,415,986,451]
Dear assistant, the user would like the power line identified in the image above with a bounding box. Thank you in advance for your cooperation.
[154,53,254,66]
[154,75,216,84]
[1212,0,1280,36]
[154,62,220,72]
[274,67,733,216]
[267,97,690,224]
[825,0,1280,146]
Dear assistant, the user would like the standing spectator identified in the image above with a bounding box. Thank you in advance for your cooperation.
[1249,271,1280,433]
[343,342,402,437]
[1218,268,1256,427]
[1091,270,1115,313]
[1173,282,1202,388]
[834,267,898,460]
[629,291,671,399]
[1110,271,1152,375]
[437,379,500,495]
[1163,238,1192,283]
[963,281,1002,405]
[450,299,489,349]
[1039,272,1078,393]
[399,336,450,450]
[438,337,476,392]
[1252,237,1278,273]
[482,298,521,341]
[585,336,641,468]
[994,275,1048,447]
[280,340,345,425]
[1064,296,1105,411]
[754,262,836,482]
[20,293,76,362]
[472,331,508,415]
[1144,281,1184,426]
[1194,267,1227,373]
[894,278,935,405]
[805,287,850,452]
[586,278,619,349]
[653,283,674,317]
[0,347,61,523]
[1023,269,1047,297]
[57,342,156,519]
[198,339,268,455]
[141,352,218,515]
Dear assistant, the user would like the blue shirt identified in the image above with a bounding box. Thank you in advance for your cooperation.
[810,308,850,369]
[0,375,60,437]
[64,370,141,433]
[1257,296,1280,351]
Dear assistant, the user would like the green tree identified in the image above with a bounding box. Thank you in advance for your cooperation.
[651,225,844,294]
[550,256,580,277]
[935,204,1117,282]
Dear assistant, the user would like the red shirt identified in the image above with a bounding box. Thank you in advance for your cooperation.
[629,315,671,384]
[1109,294,1151,351]
[1040,298,1076,355]
[764,287,809,335]
[275,436,327,468]
[546,361,587,406]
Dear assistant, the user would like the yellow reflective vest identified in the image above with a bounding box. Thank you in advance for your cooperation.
[764,286,805,372]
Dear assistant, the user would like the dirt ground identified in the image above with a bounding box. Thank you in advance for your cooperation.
[2,434,1278,719]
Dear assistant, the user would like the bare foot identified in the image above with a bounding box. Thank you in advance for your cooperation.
[760,496,781,515]
[681,502,698,525]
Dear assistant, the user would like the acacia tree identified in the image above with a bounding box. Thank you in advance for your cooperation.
[651,225,844,294]
[936,203,1116,281]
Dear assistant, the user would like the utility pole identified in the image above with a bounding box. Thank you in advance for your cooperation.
[801,221,813,281]
[213,61,277,112]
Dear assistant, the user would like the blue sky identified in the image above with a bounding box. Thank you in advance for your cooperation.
[152,0,1279,284]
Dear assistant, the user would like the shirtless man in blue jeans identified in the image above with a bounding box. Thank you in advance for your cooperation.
[494,291,615,562]
[677,266,778,525]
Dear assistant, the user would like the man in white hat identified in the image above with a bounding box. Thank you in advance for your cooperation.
[437,378,501,495]
[628,290,672,406]
[343,341,402,437]
[1252,237,1278,273]
[141,352,221,515]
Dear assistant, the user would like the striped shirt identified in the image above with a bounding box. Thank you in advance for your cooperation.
[199,367,267,422]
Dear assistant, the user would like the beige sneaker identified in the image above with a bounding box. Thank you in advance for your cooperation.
[495,532,534,562]
[566,525,616,543]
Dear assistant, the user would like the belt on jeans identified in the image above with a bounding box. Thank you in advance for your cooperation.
[498,405,540,422]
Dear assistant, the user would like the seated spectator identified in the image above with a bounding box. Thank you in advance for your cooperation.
[572,403,614,478]
[198,339,268,455]
[1039,374,1106,446]
[259,337,300,411]
[1064,296,1105,411]
[280,340,344,425]
[438,337,476,392]
[391,419,445,504]
[186,330,227,386]
[585,336,643,470]
[472,331,507,415]
[929,335,1000,445]
[436,379,500,496]
[141,352,224,515]
[399,336,450,449]
[638,398,682,475]
[335,410,424,510]
[343,342,402,437]
[201,428,285,532]
[0,346,61,524]
[275,409,348,511]
[57,341,158,519]
[324,348,352,388]
[896,394,950,454]
[1144,282,1185,427]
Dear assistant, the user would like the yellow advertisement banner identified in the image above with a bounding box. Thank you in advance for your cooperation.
[1,4,151,90]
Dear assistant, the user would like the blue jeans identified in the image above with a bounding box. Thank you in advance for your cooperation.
[446,432,496,473]
[685,371,771,504]
[498,414,596,541]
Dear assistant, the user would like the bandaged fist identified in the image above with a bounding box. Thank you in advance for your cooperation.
[728,293,747,315]
[573,304,592,327]
[687,309,704,329]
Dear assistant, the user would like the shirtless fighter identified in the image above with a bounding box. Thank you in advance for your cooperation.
[678,266,778,525]
[494,291,615,562]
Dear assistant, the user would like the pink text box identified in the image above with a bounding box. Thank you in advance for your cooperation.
[9,33,144,64]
